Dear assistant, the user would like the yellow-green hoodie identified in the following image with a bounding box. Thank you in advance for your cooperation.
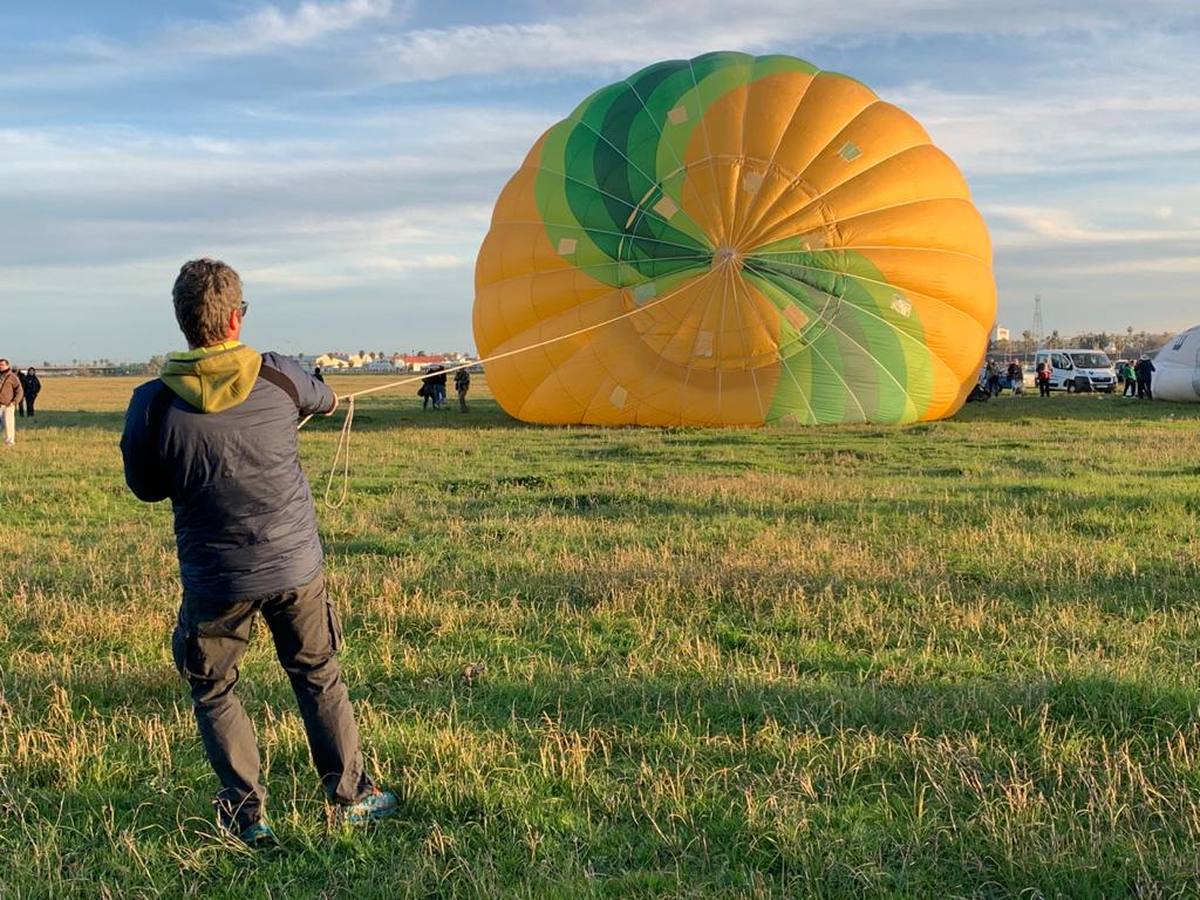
[159,341,262,413]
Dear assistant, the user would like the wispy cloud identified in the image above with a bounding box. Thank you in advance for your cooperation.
[0,0,402,89]
[372,1,1196,83]
[986,206,1200,246]
[893,76,1200,177]
[90,0,396,57]
[163,0,398,56]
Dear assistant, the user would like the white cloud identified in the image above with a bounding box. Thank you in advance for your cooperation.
[890,67,1200,178]
[374,1,1198,83]
[0,0,402,88]
[986,206,1200,246]
[12,0,1194,92]
[165,0,398,56]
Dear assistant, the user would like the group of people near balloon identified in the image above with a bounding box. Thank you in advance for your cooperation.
[984,357,1159,400]
[1116,358,1157,399]
[418,365,471,412]
[983,360,1026,396]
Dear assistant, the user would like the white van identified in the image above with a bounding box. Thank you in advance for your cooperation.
[1034,348,1117,393]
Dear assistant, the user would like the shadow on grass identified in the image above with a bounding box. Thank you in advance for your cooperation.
[951,395,1200,424]
[6,623,1197,758]
[21,410,127,430]
[313,400,525,433]
[33,394,1200,435]
[7,657,1198,893]
[24,402,527,433]
[6,662,1196,769]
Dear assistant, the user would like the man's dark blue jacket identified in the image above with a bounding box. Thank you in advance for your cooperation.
[120,343,336,599]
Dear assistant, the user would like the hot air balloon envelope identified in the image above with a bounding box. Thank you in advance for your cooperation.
[1152,326,1200,402]
[474,52,996,426]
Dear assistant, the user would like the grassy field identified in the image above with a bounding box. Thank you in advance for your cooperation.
[2,376,1200,897]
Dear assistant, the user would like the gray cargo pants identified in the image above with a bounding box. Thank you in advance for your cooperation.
[172,573,373,830]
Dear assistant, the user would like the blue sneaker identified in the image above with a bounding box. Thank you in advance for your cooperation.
[237,821,279,847]
[338,788,399,825]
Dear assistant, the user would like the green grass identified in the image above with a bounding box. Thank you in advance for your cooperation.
[3,377,1200,897]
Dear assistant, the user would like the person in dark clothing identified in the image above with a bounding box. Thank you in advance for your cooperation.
[1036,362,1051,397]
[313,365,324,383]
[20,367,41,417]
[454,368,470,412]
[984,359,1001,396]
[120,259,396,846]
[420,369,436,409]
[1006,361,1023,395]
[16,369,26,416]
[1135,356,1156,399]
[433,366,447,409]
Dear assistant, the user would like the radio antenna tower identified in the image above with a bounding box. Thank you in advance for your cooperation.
[1032,294,1044,349]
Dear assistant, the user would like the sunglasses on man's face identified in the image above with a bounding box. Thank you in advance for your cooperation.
[237,302,249,317]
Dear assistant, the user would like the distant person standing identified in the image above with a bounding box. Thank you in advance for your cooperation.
[21,367,41,418]
[1119,360,1137,397]
[16,368,28,416]
[454,368,470,412]
[985,359,1001,396]
[1136,356,1156,399]
[433,366,448,409]
[1035,361,1051,397]
[313,365,324,383]
[420,369,436,410]
[1006,361,1023,395]
[0,359,24,444]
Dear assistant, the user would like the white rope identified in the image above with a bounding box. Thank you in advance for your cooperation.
[305,268,719,506]
[323,396,355,508]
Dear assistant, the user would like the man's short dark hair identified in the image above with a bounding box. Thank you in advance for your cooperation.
[173,259,243,347]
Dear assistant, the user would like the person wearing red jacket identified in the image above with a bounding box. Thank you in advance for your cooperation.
[1035,362,1052,397]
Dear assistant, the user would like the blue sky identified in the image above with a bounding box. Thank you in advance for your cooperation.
[2,0,1198,362]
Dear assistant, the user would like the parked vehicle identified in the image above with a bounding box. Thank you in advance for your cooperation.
[1032,349,1117,393]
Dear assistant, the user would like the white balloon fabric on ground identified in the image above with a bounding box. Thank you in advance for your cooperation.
[1152,325,1200,402]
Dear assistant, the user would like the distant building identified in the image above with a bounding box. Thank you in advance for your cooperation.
[993,326,1010,342]
[397,354,450,372]
[305,350,478,373]
[313,353,351,370]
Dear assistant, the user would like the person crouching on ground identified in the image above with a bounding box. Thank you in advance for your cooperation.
[120,259,397,846]
[0,360,24,444]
